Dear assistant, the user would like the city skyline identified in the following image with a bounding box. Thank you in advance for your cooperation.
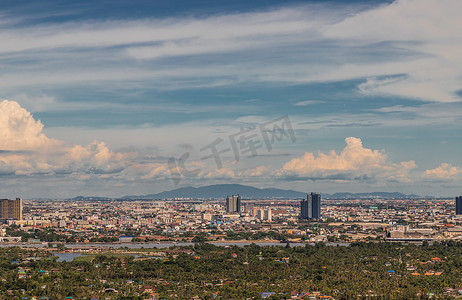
[1,0,462,198]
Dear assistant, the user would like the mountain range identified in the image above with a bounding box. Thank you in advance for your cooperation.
[110,184,422,200]
[120,184,305,199]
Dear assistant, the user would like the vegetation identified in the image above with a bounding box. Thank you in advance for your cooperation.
[1,242,462,299]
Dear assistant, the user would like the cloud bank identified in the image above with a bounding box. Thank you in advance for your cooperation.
[0,100,129,176]
[423,163,462,180]
[2,100,459,198]
[278,137,416,182]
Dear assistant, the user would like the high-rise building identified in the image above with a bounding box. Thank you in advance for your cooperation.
[0,198,23,220]
[300,193,321,219]
[300,197,310,219]
[311,193,321,219]
[456,196,462,215]
[226,195,241,213]
[264,209,272,222]
[201,213,212,221]
[244,203,255,215]
[256,209,272,221]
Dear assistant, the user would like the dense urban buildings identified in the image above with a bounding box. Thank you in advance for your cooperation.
[300,193,321,219]
[225,194,241,213]
[2,195,462,247]
[2,195,462,299]
[0,198,23,221]
[3,194,462,245]
[456,196,462,215]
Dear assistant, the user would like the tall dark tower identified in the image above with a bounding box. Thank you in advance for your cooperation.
[235,194,241,213]
[300,197,310,219]
[226,194,241,213]
[456,196,462,215]
[300,193,321,219]
[311,193,321,219]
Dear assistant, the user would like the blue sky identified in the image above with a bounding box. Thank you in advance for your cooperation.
[1,0,462,198]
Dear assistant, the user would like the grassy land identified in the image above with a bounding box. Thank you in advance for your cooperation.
[72,252,137,262]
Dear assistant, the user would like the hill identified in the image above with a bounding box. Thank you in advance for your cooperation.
[121,184,422,200]
[121,184,306,199]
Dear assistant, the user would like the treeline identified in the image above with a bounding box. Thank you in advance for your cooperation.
[1,242,462,298]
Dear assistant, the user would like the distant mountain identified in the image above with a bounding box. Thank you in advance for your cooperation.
[71,196,112,201]
[121,184,306,199]
[324,192,421,199]
[120,184,421,200]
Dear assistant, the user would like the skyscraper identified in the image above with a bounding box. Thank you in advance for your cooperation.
[244,203,255,216]
[456,196,462,215]
[0,198,23,220]
[226,195,241,213]
[256,209,272,221]
[311,193,321,219]
[300,193,321,219]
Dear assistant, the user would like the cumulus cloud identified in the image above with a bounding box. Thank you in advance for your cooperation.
[422,163,462,180]
[0,100,294,185]
[204,167,236,180]
[0,100,55,150]
[240,166,269,177]
[140,165,169,180]
[0,100,132,176]
[277,137,416,182]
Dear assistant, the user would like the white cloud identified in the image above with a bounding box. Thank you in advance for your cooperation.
[126,38,262,60]
[1,99,278,183]
[323,0,462,42]
[322,0,462,102]
[423,163,462,180]
[358,76,408,95]
[204,167,236,180]
[371,102,462,127]
[277,137,416,182]
[0,100,131,176]
[1,1,462,103]
[0,100,55,150]
[240,165,269,177]
[139,165,169,180]
[0,6,328,60]
[294,100,325,106]
[202,165,270,180]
